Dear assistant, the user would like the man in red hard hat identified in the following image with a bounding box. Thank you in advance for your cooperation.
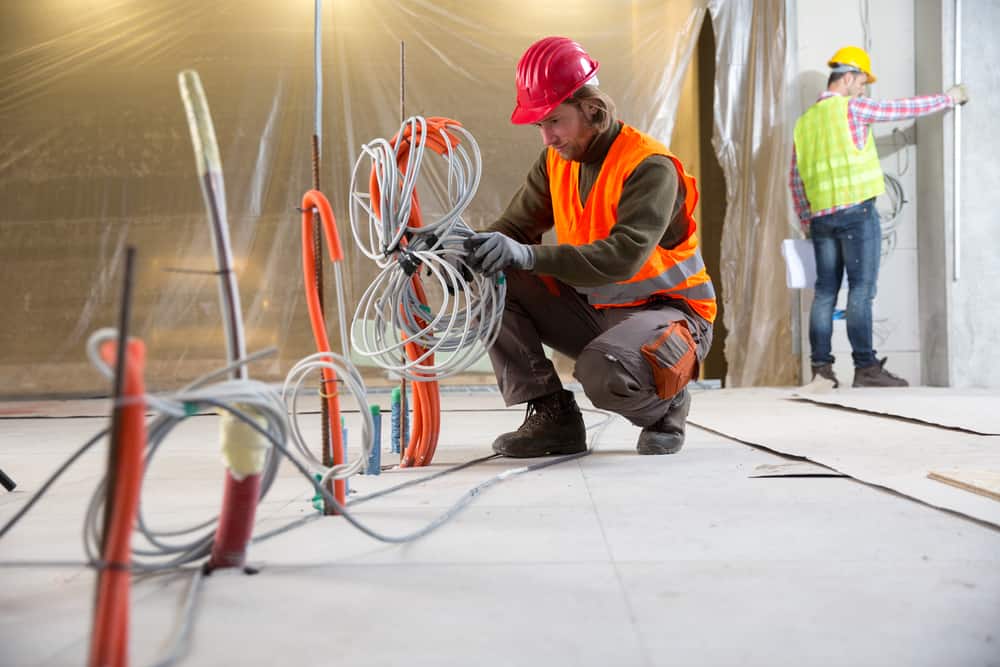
[465,36,716,458]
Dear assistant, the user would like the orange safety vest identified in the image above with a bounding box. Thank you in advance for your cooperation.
[547,124,717,322]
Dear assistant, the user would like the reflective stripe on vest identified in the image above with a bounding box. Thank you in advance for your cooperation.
[578,251,716,304]
[793,95,885,212]
[547,124,717,322]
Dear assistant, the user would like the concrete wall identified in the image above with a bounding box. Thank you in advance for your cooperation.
[793,0,924,385]
[916,0,1000,387]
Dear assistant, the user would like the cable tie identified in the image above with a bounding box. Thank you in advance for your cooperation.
[92,559,133,572]
[317,386,340,399]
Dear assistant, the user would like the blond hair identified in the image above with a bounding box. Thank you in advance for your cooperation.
[566,85,617,133]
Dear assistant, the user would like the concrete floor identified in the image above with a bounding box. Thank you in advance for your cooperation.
[1,388,999,667]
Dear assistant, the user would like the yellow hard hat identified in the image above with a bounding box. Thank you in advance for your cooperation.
[828,46,876,83]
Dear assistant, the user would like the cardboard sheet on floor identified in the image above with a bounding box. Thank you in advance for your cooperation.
[688,389,1000,527]
[749,462,846,478]
[790,387,1000,435]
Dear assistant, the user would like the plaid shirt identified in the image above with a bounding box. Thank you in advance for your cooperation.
[790,91,954,227]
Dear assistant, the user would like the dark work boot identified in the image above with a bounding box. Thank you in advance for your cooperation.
[637,388,691,455]
[492,389,587,458]
[853,358,909,387]
[811,362,839,388]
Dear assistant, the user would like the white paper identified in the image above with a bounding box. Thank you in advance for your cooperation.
[781,238,815,289]
[781,238,848,290]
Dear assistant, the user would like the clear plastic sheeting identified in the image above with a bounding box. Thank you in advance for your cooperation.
[0,0,711,395]
[2,1,799,396]
[708,0,799,387]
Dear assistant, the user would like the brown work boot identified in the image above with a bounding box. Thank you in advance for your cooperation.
[852,358,909,387]
[492,389,587,458]
[811,362,839,388]
[637,388,691,455]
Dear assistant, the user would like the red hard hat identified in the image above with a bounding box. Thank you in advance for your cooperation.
[511,36,600,125]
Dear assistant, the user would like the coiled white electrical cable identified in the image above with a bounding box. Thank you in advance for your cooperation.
[281,351,374,484]
[82,330,285,570]
[346,116,506,381]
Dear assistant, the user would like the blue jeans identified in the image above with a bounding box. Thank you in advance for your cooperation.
[808,199,881,368]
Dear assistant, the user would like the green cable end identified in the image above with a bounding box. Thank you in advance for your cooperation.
[311,473,323,507]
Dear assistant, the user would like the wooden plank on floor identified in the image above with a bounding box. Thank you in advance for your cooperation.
[928,470,1000,503]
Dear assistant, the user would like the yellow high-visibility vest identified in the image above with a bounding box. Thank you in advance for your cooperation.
[793,95,884,212]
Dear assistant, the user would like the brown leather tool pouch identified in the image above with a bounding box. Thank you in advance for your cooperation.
[640,320,698,400]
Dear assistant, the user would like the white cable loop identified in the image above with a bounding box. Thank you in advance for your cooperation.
[280,351,373,482]
[86,328,186,418]
[878,172,906,259]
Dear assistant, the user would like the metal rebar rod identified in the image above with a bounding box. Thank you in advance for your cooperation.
[101,245,137,555]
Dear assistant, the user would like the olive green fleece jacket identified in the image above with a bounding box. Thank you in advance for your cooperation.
[487,121,687,289]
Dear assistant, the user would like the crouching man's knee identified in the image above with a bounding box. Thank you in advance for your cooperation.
[574,348,645,413]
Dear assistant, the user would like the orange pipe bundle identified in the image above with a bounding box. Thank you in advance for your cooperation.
[368,117,465,467]
[89,339,147,667]
[300,189,347,506]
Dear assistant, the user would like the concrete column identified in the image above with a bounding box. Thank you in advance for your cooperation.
[916,0,1000,387]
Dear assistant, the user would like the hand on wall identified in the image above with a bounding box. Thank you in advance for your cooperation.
[946,83,969,106]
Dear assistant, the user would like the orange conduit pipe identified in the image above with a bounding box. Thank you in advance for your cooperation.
[89,339,147,667]
[300,189,347,506]
[402,279,440,467]
[369,117,464,467]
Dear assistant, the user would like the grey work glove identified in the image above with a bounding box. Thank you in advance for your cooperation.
[946,83,969,106]
[464,231,535,276]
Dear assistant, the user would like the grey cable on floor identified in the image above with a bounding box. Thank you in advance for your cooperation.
[347,406,613,507]
[0,429,108,540]
[213,399,615,545]
[147,566,205,667]
[346,453,501,506]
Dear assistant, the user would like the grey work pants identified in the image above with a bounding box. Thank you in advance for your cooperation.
[487,269,714,428]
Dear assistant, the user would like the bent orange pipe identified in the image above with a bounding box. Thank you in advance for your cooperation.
[300,189,346,506]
